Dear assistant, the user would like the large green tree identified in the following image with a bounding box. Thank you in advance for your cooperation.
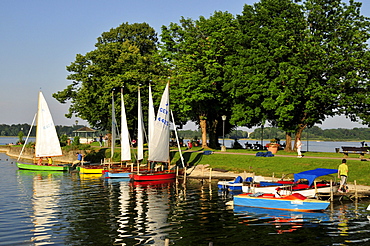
[53,22,168,134]
[161,11,240,148]
[228,0,370,151]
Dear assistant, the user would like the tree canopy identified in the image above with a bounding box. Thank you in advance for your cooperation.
[53,22,169,135]
[226,0,370,150]
[54,0,370,151]
[160,11,240,148]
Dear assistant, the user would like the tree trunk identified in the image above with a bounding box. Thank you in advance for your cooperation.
[200,117,208,148]
[284,132,292,152]
[208,119,219,149]
[294,125,306,149]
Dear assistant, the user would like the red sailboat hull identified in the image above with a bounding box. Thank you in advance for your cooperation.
[129,171,177,181]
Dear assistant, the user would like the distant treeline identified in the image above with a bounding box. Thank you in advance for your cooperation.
[177,126,370,141]
[1,124,369,141]
[0,124,102,137]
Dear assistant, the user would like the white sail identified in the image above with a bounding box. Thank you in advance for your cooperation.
[137,88,144,160]
[121,90,131,161]
[148,85,155,147]
[148,83,170,162]
[35,91,62,157]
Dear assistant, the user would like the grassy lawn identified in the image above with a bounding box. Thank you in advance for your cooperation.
[170,147,370,186]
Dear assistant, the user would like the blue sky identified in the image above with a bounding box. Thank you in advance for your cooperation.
[0,0,369,130]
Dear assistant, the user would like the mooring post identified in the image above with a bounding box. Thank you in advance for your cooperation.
[165,238,169,246]
[330,180,333,201]
[209,168,212,182]
[355,180,358,199]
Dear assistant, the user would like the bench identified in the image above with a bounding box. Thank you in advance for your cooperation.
[341,146,369,159]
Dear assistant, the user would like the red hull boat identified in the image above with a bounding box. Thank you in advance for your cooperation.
[129,170,177,181]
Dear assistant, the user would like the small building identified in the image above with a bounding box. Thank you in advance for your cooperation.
[73,126,97,144]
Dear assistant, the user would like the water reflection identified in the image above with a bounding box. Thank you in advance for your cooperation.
[233,206,330,234]
[2,158,370,245]
[104,178,176,245]
[17,170,66,245]
[338,206,349,236]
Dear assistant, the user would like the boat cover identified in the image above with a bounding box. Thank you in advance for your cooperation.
[294,168,338,186]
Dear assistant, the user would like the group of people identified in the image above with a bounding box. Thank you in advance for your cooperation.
[37,156,53,165]
[36,153,84,168]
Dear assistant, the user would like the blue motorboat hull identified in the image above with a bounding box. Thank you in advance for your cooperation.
[233,193,329,211]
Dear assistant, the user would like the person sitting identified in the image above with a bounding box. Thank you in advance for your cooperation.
[47,157,53,166]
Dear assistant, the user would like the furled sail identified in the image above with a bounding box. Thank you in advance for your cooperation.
[137,88,144,161]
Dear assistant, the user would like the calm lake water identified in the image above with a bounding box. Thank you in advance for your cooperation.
[1,152,370,245]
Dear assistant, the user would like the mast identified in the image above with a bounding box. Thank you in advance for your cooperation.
[111,90,116,161]
[171,110,185,168]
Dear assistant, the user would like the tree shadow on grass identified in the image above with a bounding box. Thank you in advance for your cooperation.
[85,148,108,163]
[171,151,204,167]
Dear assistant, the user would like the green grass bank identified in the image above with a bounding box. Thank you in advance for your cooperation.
[170,147,370,186]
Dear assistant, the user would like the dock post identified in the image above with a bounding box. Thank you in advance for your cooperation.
[314,180,318,198]
[184,167,187,184]
[165,238,169,246]
[330,180,333,202]
[209,168,212,182]
[354,180,358,200]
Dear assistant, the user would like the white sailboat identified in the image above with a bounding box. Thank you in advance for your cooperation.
[16,91,68,171]
[130,82,177,181]
[104,88,133,178]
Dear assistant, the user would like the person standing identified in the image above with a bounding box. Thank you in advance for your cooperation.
[338,159,349,193]
[296,137,302,158]
[99,134,103,147]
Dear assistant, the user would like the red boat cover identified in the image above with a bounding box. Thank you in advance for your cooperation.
[284,193,307,200]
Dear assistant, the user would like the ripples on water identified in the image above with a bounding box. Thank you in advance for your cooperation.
[1,153,370,245]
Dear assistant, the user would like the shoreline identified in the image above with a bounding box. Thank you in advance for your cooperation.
[0,145,79,163]
[1,145,370,192]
